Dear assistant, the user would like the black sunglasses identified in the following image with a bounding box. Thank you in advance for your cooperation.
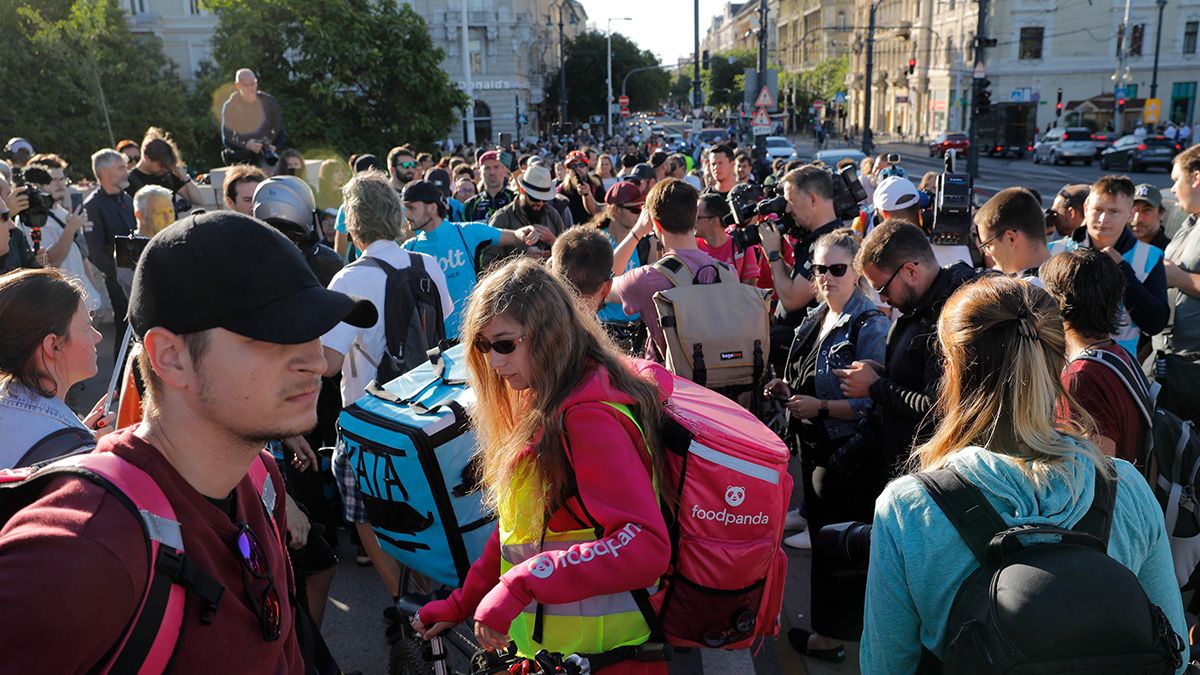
[472,334,526,355]
[622,205,642,214]
[235,522,282,642]
[812,263,850,277]
[874,261,914,295]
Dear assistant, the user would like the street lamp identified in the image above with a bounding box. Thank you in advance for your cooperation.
[547,1,578,129]
[607,16,633,139]
[1150,0,1167,101]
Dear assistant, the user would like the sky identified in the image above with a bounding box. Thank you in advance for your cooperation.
[577,0,730,65]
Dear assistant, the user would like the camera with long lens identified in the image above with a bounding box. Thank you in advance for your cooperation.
[830,164,868,222]
[11,167,57,243]
[728,183,800,252]
[929,152,974,247]
[815,521,873,580]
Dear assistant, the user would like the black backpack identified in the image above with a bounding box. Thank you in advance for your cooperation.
[348,254,446,385]
[1073,347,1200,589]
[916,465,1185,674]
[14,427,95,469]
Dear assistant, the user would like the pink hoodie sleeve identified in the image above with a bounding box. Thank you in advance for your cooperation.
[418,528,501,626]
[473,404,671,633]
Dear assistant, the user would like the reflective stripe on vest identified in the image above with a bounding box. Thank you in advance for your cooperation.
[1113,240,1164,355]
[496,402,657,657]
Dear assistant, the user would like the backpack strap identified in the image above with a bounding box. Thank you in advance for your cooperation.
[915,468,1009,565]
[1071,465,1117,548]
[16,426,96,469]
[452,224,479,275]
[1072,347,1156,426]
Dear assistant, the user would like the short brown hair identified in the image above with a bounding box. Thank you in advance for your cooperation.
[1091,175,1135,201]
[387,145,415,169]
[1176,144,1200,175]
[974,187,1047,242]
[224,164,267,203]
[27,153,66,170]
[645,178,699,235]
[857,219,936,273]
[1042,248,1126,339]
[550,227,614,297]
[137,330,212,417]
[781,166,835,201]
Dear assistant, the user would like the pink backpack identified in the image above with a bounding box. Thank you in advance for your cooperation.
[0,450,278,673]
[570,363,792,651]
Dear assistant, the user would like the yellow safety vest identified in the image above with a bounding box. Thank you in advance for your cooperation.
[496,402,659,658]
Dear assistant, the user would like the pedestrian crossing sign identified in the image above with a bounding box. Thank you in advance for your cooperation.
[754,86,775,109]
[1144,98,1162,124]
[752,107,771,127]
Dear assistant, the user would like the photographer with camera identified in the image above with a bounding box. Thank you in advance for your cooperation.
[704,188,763,284]
[16,163,99,311]
[125,128,206,213]
[0,174,36,272]
[558,150,602,225]
[220,68,286,168]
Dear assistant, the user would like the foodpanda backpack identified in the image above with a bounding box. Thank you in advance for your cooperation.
[0,451,280,673]
[650,254,771,403]
[348,253,446,384]
[1073,346,1200,588]
[916,465,1185,674]
[565,363,791,651]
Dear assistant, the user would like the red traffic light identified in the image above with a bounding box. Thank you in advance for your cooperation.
[1056,102,1063,111]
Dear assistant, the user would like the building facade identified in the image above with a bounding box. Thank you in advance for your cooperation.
[848,0,1200,141]
[125,0,216,80]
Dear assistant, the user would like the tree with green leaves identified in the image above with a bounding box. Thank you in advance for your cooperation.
[203,0,468,159]
[669,73,693,109]
[0,0,211,177]
[701,48,758,111]
[544,31,669,123]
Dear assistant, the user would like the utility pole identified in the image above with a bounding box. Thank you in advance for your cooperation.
[755,0,769,154]
[966,0,991,178]
[460,0,475,145]
[558,5,568,127]
[1150,0,1167,100]
[607,17,632,140]
[1114,0,1133,132]
[694,0,703,118]
[861,2,877,155]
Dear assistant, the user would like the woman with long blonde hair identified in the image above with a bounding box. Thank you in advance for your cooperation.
[860,275,1186,673]
[412,257,671,674]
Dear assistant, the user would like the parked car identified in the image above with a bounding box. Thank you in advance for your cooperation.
[1092,131,1119,158]
[1099,135,1182,172]
[698,128,726,146]
[929,132,970,157]
[1032,127,1095,166]
[764,136,799,161]
[814,148,867,167]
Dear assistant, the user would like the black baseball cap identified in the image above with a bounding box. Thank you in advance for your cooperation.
[425,169,453,198]
[129,212,376,344]
[401,180,445,205]
[353,154,381,174]
[629,163,655,182]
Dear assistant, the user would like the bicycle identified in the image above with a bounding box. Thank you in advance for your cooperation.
[385,569,480,675]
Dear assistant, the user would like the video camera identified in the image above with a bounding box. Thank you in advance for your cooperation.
[929,152,974,247]
[816,521,874,580]
[830,164,869,222]
[727,183,799,252]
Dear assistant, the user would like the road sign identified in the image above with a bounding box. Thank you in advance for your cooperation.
[1144,98,1163,124]
[813,99,824,109]
[834,92,846,104]
[1115,87,1127,99]
[620,108,631,118]
[754,85,775,109]
[973,61,985,79]
[618,95,629,107]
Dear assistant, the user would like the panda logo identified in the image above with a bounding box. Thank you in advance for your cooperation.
[529,554,555,579]
[725,485,746,508]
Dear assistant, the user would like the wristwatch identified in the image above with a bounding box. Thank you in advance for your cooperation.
[767,249,782,263]
[817,400,829,419]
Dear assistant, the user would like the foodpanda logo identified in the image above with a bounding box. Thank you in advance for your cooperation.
[725,486,745,507]
[528,555,555,579]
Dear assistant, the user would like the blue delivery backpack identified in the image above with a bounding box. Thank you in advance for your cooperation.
[337,344,495,587]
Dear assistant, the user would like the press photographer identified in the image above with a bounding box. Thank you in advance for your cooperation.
[14,163,100,312]
[220,68,286,168]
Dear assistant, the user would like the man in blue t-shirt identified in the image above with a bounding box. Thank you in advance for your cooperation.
[399,180,537,337]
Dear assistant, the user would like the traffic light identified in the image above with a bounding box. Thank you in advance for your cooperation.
[974,78,992,117]
[702,50,710,70]
[907,58,916,75]
[1117,96,1126,112]
[1056,88,1063,116]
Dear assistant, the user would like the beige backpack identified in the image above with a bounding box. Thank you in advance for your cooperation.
[651,254,771,393]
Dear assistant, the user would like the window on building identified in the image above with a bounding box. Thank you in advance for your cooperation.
[1185,21,1198,54]
[188,0,202,15]
[129,0,146,13]
[1130,23,1144,56]
[837,11,846,30]
[1019,27,1044,60]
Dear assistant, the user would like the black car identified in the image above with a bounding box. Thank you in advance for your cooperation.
[1099,135,1182,172]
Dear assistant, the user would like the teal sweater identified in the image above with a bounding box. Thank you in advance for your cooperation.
[861,444,1187,674]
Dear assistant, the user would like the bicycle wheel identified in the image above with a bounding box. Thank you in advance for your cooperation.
[388,567,479,675]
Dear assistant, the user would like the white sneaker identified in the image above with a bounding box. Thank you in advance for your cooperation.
[784,530,812,549]
[784,508,808,532]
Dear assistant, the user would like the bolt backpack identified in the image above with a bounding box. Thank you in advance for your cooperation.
[1073,346,1200,588]
[348,253,446,385]
[0,450,279,674]
[336,343,495,587]
[650,254,771,405]
[564,362,791,651]
[916,465,1185,674]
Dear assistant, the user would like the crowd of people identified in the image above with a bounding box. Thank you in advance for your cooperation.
[4,65,1200,674]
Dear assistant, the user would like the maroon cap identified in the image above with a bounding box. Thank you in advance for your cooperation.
[478,151,500,164]
[605,181,645,207]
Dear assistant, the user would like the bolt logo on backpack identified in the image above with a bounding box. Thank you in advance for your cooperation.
[0,451,279,673]
[650,254,771,399]
[916,466,1185,674]
[1073,347,1200,588]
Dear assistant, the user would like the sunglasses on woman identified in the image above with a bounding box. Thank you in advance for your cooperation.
[234,522,282,642]
[472,334,526,355]
[812,263,850,277]
[622,205,642,215]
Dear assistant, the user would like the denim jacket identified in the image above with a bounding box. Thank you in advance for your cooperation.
[785,289,890,440]
[0,381,92,469]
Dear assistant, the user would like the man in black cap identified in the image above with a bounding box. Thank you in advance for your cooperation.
[1130,183,1170,250]
[0,211,376,672]
[627,162,656,196]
